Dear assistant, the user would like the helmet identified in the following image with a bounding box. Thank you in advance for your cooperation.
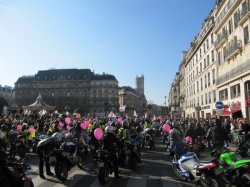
[188,123,194,129]
[22,123,28,130]
[93,122,99,128]
[11,125,16,130]
[123,120,128,128]
[172,121,179,128]
[1,124,7,131]
[215,118,222,127]
[136,126,142,133]
[105,126,114,134]
[52,132,60,141]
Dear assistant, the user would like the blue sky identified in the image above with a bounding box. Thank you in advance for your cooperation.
[0,0,215,106]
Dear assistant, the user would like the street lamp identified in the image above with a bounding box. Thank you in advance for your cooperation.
[164,96,167,107]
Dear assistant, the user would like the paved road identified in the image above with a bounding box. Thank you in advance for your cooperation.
[18,137,239,187]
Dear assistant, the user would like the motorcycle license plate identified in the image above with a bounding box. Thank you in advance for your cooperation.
[98,162,104,167]
[125,149,131,154]
[16,142,21,146]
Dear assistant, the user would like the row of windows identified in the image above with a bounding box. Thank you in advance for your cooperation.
[38,75,88,80]
[219,84,241,101]
[186,90,216,108]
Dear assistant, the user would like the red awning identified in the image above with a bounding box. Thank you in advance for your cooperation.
[211,114,217,118]
[221,111,230,117]
[230,110,241,114]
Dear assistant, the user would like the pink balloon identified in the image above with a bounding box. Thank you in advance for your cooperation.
[163,123,170,133]
[29,127,34,133]
[80,122,87,130]
[118,118,123,125]
[94,128,103,141]
[65,117,71,125]
[17,124,22,131]
[108,121,112,125]
[66,125,71,131]
[59,122,64,127]
[186,136,193,143]
[85,120,90,127]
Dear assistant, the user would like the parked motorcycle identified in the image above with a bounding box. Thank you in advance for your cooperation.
[236,132,250,158]
[14,135,29,159]
[51,131,85,181]
[167,142,223,186]
[211,146,250,187]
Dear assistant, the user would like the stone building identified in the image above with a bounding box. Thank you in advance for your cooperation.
[13,68,119,116]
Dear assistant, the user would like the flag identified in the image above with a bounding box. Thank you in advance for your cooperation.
[108,111,116,118]
[119,105,126,112]
[144,112,147,119]
[133,110,138,117]
[153,115,156,121]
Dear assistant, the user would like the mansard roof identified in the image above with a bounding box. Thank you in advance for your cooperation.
[16,76,34,83]
[91,73,117,81]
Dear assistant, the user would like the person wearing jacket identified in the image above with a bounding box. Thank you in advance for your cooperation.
[101,126,122,179]
[206,118,229,152]
[37,132,60,179]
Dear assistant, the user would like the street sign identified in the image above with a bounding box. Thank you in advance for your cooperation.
[215,101,224,109]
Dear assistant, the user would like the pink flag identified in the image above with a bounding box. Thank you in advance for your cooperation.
[119,105,126,112]
[144,112,147,119]
[133,110,138,117]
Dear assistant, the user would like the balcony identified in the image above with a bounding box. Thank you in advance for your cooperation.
[238,4,250,26]
[214,30,228,50]
[217,59,250,85]
[214,0,242,33]
[224,40,242,61]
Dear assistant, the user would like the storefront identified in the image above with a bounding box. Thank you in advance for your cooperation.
[230,101,243,119]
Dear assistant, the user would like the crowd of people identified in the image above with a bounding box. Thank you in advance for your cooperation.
[0,110,250,183]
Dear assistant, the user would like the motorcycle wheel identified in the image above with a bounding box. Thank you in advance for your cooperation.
[22,179,34,187]
[199,177,223,187]
[128,155,136,170]
[76,155,84,170]
[55,161,68,181]
[98,164,109,185]
[172,163,186,181]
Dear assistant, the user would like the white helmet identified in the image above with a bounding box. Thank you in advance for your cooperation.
[105,126,114,134]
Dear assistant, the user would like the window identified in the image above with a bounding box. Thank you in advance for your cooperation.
[196,67,198,75]
[208,72,211,86]
[218,51,221,65]
[205,93,207,104]
[200,62,202,72]
[204,58,206,69]
[197,81,199,92]
[45,76,47,80]
[207,55,210,66]
[213,90,216,102]
[201,78,203,90]
[212,69,215,84]
[52,92,54,97]
[219,88,228,101]
[203,43,206,53]
[67,92,70,97]
[228,18,232,34]
[201,95,203,105]
[208,92,211,103]
[211,50,214,62]
[205,75,207,88]
[199,48,202,58]
[243,25,249,46]
[206,39,209,49]
[231,84,241,98]
[211,34,214,44]
[223,47,226,62]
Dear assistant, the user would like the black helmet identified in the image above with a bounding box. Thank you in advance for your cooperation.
[215,118,222,127]
[123,120,128,128]
[11,125,16,130]
[1,124,8,131]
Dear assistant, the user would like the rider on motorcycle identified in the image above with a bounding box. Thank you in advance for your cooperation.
[102,126,122,179]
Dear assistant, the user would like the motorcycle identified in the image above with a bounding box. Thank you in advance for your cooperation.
[6,162,34,187]
[144,128,155,150]
[236,132,250,158]
[167,142,223,186]
[51,131,85,181]
[14,135,29,159]
[123,139,141,170]
[211,146,250,187]
[96,145,118,185]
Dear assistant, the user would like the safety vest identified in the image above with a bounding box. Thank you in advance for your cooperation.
[87,124,94,133]
[28,129,36,140]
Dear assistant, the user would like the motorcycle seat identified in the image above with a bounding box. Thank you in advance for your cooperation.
[200,156,216,163]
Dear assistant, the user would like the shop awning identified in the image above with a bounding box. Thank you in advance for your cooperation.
[211,114,217,118]
[221,111,230,117]
[230,110,241,114]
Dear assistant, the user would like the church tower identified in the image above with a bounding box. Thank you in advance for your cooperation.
[136,75,144,95]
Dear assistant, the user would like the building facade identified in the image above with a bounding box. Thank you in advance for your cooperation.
[13,69,119,116]
[169,0,250,121]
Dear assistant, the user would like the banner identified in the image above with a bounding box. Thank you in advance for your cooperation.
[119,105,126,112]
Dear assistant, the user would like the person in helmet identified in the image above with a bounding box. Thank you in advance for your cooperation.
[1,124,8,151]
[206,118,229,153]
[37,132,60,179]
[184,122,196,144]
[8,125,19,160]
[101,126,122,179]
[118,120,131,143]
